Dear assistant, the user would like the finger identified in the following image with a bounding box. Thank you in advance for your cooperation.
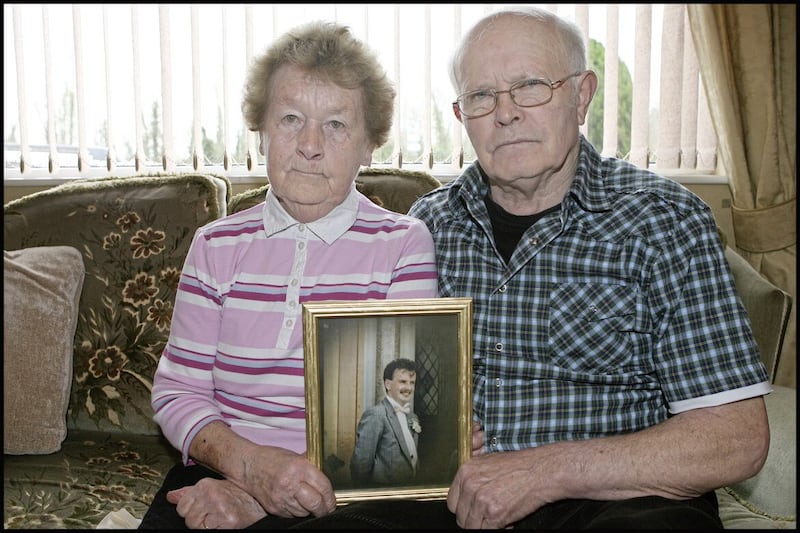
[294,482,336,517]
[166,485,193,504]
[447,474,462,513]
[462,502,484,529]
[265,491,309,518]
[296,469,336,514]
[451,472,483,529]
[283,498,311,518]
[173,490,196,519]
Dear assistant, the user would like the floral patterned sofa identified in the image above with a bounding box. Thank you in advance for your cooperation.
[3,173,230,528]
[3,169,794,529]
[2,168,441,529]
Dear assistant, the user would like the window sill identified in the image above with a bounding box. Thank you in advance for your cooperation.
[3,164,729,187]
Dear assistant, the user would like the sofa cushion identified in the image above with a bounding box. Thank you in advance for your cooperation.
[228,182,269,214]
[354,167,442,214]
[4,246,85,454]
[3,430,180,528]
[3,173,229,435]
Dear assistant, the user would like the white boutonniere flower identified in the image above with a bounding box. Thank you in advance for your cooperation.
[410,419,422,434]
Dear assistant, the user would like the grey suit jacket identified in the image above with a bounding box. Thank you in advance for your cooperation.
[350,397,420,486]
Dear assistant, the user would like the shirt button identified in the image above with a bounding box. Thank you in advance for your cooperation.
[490,436,498,447]
[290,278,299,287]
[285,319,293,328]
[495,343,503,352]
[498,285,507,293]
[298,224,305,232]
[297,242,305,250]
[495,378,502,388]
[529,237,539,245]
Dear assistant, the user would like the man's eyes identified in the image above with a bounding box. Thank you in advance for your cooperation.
[470,90,494,100]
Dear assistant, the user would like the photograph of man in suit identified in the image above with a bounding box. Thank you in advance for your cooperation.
[350,358,422,487]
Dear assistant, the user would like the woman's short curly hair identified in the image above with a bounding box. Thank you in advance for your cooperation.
[241,20,396,148]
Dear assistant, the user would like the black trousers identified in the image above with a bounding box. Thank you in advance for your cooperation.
[139,464,723,529]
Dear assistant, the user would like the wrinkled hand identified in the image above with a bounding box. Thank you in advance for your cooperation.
[167,478,266,529]
[238,446,337,519]
[447,447,555,529]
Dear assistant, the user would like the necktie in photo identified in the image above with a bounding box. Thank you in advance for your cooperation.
[393,404,418,470]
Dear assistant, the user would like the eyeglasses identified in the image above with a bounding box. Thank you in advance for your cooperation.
[453,71,584,119]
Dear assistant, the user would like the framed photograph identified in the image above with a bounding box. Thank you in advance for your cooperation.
[302,297,473,503]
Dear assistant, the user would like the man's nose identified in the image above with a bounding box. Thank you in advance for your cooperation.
[495,90,521,124]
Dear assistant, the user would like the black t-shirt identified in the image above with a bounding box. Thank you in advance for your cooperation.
[484,193,559,264]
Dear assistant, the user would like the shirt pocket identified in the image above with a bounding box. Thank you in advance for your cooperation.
[548,283,643,374]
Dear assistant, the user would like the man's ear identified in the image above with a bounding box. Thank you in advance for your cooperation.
[576,71,598,126]
[452,102,463,123]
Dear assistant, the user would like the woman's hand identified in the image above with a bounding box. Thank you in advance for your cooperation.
[237,446,337,519]
[167,478,266,529]
[188,422,337,521]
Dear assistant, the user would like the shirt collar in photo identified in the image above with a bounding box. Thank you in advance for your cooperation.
[386,396,410,412]
[262,183,359,244]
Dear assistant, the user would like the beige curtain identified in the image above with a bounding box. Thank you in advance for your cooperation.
[687,4,796,387]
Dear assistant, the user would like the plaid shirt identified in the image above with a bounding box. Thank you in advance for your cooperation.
[408,136,770,453]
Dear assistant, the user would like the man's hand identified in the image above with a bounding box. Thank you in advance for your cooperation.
[447,447,553,529]
[167,478,266,529]
[448,398,770,529]
[471,421,485,457]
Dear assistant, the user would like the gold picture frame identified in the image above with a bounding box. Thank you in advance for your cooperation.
[302,297,473,503]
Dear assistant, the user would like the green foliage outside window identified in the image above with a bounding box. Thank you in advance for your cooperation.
[587,38,633,159]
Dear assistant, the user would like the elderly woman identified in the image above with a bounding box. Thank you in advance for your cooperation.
[140,21,437,529]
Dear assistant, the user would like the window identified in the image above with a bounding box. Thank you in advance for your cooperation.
[4,4,717,182]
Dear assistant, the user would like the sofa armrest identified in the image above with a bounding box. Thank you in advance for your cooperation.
[724,247,792,383]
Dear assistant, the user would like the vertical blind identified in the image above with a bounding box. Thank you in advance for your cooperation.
[4,3,717,180]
